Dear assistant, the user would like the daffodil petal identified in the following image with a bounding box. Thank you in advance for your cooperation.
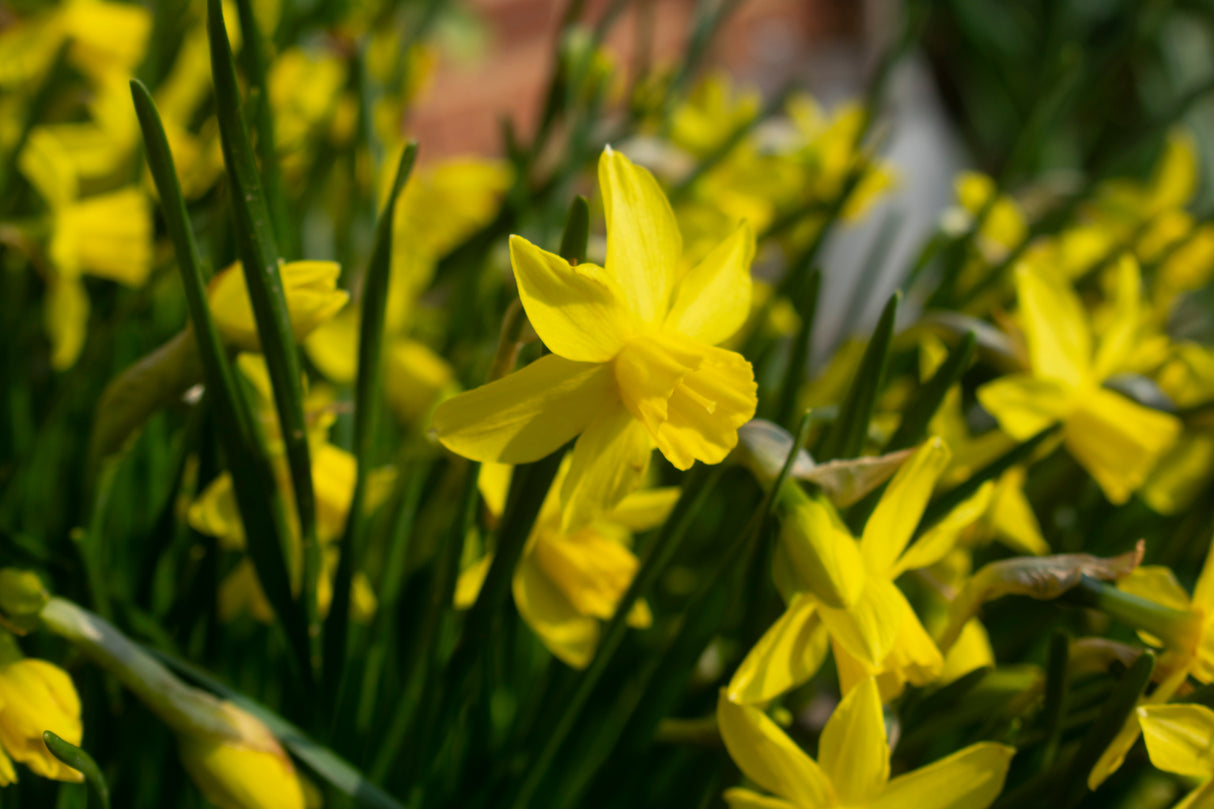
[716,692,835,808]
[987,468,1050,555]
[1091,255,1142,380]
[817,577,904,668]
[560,404,653,532]
[1138,704,1214,778]
[1064,388,1180,505]
[722,788,799,809]
[513,551,600,669]
[819,677,890,804]
[728,594,827,704]
[1015,264,1091,383]
[607,487,681,531]
[664,222,754,345]
[599,147,681,323]
[977,375,1071,440]
[867,742,1015,809]
[1117,566,1192,613]
[433,354,614,464]
[860,437,950,578]
[893,480,993,577]
[778,491,866,609]
[510,235,635,362]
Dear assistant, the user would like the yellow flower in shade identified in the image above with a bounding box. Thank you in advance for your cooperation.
[1138,703,1214,808]
[208,260,349,352]
[434,147,757,529]
[728,438,992,705]
[178,712,305,809]
[977,257,1180,504]
[455,462,678,668]
[1086,534,1214,787]
[0,634,84,785]
[717,679,1014,809]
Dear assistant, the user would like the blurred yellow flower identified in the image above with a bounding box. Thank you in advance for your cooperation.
[1138,703,1214,808]
[978,257,1180,504]
[455,462,677,668]
[717,678,1014,809]
[434,147,757,530]
[209,260,349,352]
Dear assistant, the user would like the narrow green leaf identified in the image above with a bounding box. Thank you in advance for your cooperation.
[815,292,899,462]
[1059,650,1155,807]
[207,0,321,676]
[233,0,293,257]
[884,330,976,452]
[558,195,590,264]
[325,142,419,698]
[1040,629,1071,770]
[505,462,726,809]
[43,732,110,809]
[129,79,309,681]
[772,265,820,429]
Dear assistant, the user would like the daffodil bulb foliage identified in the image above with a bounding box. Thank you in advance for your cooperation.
[717,678,1015,809]
[434,147,758,530]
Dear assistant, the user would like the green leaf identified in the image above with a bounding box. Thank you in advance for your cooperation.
[129,79,310,682]
[558,195,590,264]
[815,291,899,462]
[884,330,976,453]
[773,264,820,429]
[43,732,110,809]
[325,142,419,698]
[207,0,322,675]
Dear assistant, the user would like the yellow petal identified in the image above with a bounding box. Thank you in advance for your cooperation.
[1064,388,1180,505]
[0,742,15,785]
[44,275,89,371]
[817,577,904,668]
[532,529,640,621]
[513,551,600,669]
[208,260,349,351]
[188,473,246,550]
[607,487,681,531]
[1151,129,1199,211]
[1193,542,1214,622]
[599,146,681,323]
[777,490,865,609]
[510,235,635,362]
[1138,704,1214,778]
[941,620,995,684]
[305,309,359,384]
[664,222,754,345]
[614,330,756,470]
[893,480,993,577]
[1118,566,1193,614]
[455,555,493,609]
[52,188,153,285]
[986,468,1049,555]
[1141,435,1214,515]
[432,354,615,464]
[727,594,827,704]
[977,375,1071,440]
[1090,255,1142,380]
[861,437,950,578]
[560,404,652,532]
[716,692,835,808]
[819,677,889,804]
[722,788,799,809]
[868,742,1015,809]
[385,339,457,424]
[1015,264,1091,383]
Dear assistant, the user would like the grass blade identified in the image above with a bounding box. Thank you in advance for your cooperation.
[814,291,899,462]
[129,79,309,681]
[207,0,321,676]
[884,330,976,452]
[325,142,420,699]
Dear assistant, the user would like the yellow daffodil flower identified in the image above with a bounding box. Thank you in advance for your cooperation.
[208,259,349,352]
[1094,130,1197,235]
[187,357,391,623]
[1138,703,1214,808]
[455,462,678,668]
[729,438,992,704]
[0,633,83,785]
[1086,535,1214,786]
[717,678,1015,809]
[950,172,1027,262]
[433,147,758,529]
[1142,343,1214,514]
[978,257,1180,504]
